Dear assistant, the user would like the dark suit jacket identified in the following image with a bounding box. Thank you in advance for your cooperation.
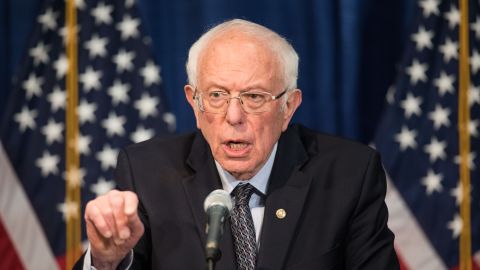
[77,124,399,269]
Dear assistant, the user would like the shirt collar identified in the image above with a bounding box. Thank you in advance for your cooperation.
[215,143,277,196]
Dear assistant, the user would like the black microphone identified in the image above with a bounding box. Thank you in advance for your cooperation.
[204,189,233,265]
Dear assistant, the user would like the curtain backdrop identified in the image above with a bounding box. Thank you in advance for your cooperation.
[0,0,416,142]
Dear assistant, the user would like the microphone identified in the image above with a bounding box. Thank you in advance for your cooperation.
[203,189,233,264]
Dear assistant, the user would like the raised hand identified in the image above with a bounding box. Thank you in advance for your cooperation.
[84,190,144,270]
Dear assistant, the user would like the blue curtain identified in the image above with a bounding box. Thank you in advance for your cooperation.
[0,0,415,142]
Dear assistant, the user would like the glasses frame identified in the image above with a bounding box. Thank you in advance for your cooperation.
[193,87,288,114]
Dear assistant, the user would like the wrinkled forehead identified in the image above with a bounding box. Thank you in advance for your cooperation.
[197,32,283,85]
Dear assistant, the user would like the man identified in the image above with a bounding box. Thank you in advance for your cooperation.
[76,19,399,269]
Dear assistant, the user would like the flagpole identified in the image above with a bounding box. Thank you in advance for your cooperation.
[458,0,472,269]
[65,0,82,268]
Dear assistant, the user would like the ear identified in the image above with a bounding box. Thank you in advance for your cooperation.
[281,89,302,131]
[184,85,201,129]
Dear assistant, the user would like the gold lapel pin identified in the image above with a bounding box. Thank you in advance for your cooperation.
[276,208,286,219]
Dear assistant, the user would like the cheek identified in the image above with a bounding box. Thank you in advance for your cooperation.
[199,114,221,144]
[251,116,282,152]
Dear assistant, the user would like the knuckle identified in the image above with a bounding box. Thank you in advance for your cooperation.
[108,189,121,196]
[100,206,113,216]
[96,221,108,232]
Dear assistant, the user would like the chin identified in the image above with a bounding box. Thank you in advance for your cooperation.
[221,160,256,179]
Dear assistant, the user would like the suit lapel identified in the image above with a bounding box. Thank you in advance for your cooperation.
[181,132,237,269]
[257,127,312,270]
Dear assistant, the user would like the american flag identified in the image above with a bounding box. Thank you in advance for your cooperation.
[0,0,175,269]
[373,0,480,269]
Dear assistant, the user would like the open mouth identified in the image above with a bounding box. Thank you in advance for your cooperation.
[227,141,249,150]
[223,140,252,156]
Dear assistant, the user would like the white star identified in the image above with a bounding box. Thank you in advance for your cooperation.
[454,152,476,170]
[447,214,462,239]
[91,2,113,25]
[35,151,60,177]
[439,38,458,62]
[63,168,86,188]
[406,59,428,85]
[23,73,44,99]
[113,49,135,72]
[411,26,434,50]
[116,15,140,40]
[444,5,460,29]
[38,8,58,31]
[96,144,119,170]
[395,126,418,151]
[400,92,423,118]
[29,42,50,65]
[470,84,480,107]
[450,182,463,206]
[41,118,64,145]
[14,106,37,132]
[471,50,480,74]
[90,178,116,197]
[77,99,97,124]
[433,71,455,96]
[108,80,130,105]
[134,93,159,119]
[53,54,68,79]
[75,0,86,10]
[84,34,108,59]
[429,104,451,129]
[78,133,92,155]
[125,0,135,8]
[80,66,102,92]
[47,87,66,112]
[423,137,447,162]
[471,16,480,40]
[421,169,443,195]
[57,201,80,221]
[131,125,154,143]
[470,120,479,137]
[140,61,161,86]
[163,112,177,132]
[419,0,440,17]
[102,112,126,137]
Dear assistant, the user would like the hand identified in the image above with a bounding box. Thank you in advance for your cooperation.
[84,190,145,270]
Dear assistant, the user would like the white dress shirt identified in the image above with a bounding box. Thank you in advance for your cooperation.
[214,143,276,243]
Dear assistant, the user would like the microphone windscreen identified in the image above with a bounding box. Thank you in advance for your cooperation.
[204,189,233,213]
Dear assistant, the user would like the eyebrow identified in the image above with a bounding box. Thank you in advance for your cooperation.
[205,85,269,93]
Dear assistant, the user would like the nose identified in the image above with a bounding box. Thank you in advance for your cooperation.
[225,97,245,125]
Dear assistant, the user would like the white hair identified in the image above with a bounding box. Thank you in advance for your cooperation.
[186,19,299,91]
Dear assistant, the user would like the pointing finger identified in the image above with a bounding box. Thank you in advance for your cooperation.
[110,193,130,240]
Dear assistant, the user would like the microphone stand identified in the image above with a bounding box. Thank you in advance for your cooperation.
[206,258,215,270]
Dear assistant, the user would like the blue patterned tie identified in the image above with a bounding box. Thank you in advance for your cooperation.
[230,183,257,270]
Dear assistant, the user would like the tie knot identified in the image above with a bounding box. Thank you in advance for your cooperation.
[233,183,255,206]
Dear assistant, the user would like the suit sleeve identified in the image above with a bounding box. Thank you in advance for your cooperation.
[345,151,400,269]
[114,149,152,269]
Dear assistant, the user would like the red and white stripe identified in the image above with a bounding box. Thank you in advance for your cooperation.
[0,143,59,270]
[385,176,447,270]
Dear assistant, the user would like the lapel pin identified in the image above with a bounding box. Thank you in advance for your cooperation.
[276,208,286,219]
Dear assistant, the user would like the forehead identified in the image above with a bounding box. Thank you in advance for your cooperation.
[197,32,282,89]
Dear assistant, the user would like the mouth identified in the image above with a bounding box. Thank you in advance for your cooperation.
[227,141,249,150]
[222,140,252,156]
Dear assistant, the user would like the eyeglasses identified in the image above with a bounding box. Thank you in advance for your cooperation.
[193,88,288,114]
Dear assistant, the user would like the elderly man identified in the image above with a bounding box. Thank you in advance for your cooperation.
[76,19,399,269]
